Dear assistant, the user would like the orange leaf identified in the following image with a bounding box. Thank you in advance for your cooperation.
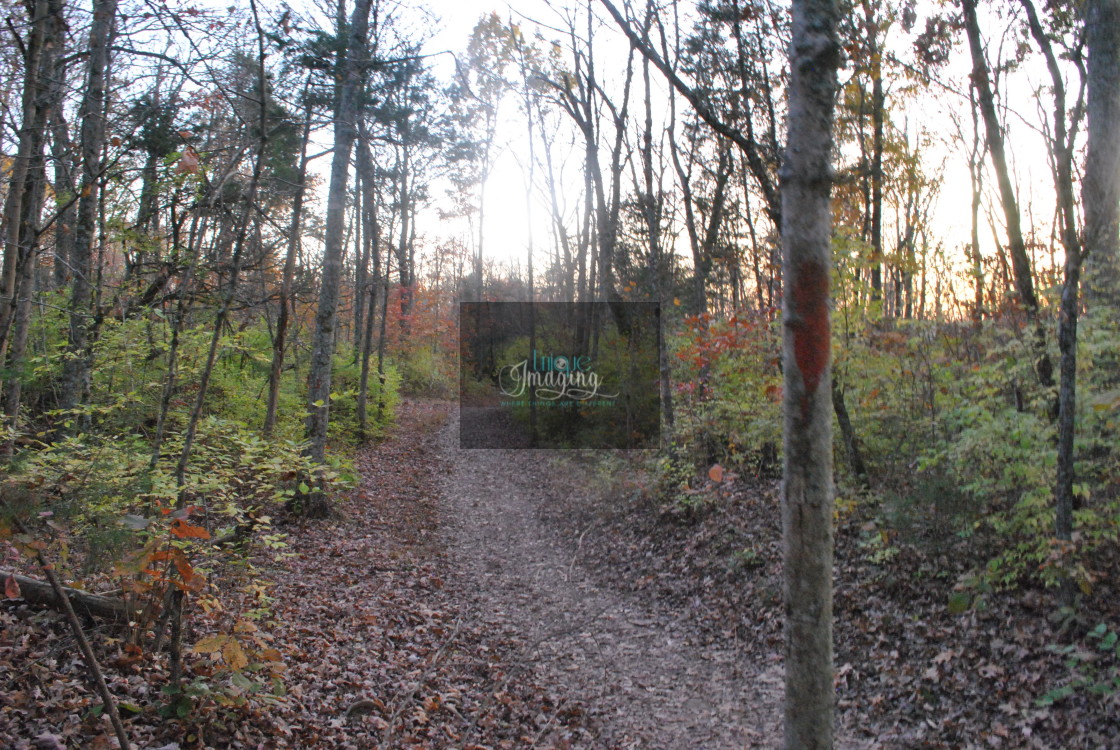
[708,464,724,482]
[176,147,199,175]
[172,554,194,582]
[171,519,210,540]
[4,575,20,599]
[259,648,283,663]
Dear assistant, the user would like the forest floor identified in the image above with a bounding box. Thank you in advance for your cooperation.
[3,399,1118,749]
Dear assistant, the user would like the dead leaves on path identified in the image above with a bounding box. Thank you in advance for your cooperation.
[2,401,590,749]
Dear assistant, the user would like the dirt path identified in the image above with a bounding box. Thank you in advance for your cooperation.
[439,408,784,749]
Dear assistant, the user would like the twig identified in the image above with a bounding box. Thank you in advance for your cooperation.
[564,523,595,582]
[38,561,132,750]
[381,615,464,744]
[1,505,131,750]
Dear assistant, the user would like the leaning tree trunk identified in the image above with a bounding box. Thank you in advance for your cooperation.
[781,0,842,747]
[961,0,1053,388]
[303,0,374,509]
[862,0,885,303]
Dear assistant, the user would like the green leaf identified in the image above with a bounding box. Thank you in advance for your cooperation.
[230,672,255,691]
[1036,684,1075,706]
[947,591,971,615]
[298,482,310,494]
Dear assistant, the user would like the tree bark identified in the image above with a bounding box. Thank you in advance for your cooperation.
[3,0,66,453]
[780,0,841,746]
[304,0,374,492]
[59,0,118,427]
[355,130,380,440]
[1062,0,1120,605]
[0,0,52,364]
[832,376,869,489]
[1082,0,1120,309]
[2,570,143,621]
[862,0,885,303]
[968,87,986,321]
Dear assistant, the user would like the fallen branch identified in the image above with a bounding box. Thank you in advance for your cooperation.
[0,509,133,750]
[1,569,142,621]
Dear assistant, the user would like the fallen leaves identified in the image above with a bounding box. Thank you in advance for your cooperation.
[708,463,724,482]
[1,402,590,748]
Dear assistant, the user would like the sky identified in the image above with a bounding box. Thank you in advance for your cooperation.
[419,0,582,273]
[289,0,1075,307]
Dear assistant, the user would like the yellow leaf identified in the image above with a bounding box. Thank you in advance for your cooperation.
[223,639,248,671]
[193,634,228,654]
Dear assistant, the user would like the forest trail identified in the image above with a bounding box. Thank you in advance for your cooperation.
[438,407,783,748]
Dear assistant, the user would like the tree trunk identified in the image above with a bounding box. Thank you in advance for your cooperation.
[59,0,118,427]
[1060,0,1120,605]
[264,82,313,437]
[968,87,985,321]
[781,0,841,746]
[862,0,885,303]
[639,52,674,433]
[2,0,63,452]
[303,0,374,499]
[1021,0,1084,606]
[961,0,1053,387]
[0,0,52,364]
[50,73,77,290]
[832,376,869,489]
[395,145,413,329]
[1082,0,1120,309]
[1,570,143,621]
[355,132,380,440]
